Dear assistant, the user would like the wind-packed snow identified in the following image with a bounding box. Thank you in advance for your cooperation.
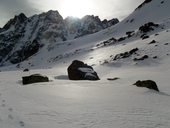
[1,59,170,128]
[1,0,170,127]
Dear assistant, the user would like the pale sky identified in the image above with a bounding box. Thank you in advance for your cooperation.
[0,0,144,27]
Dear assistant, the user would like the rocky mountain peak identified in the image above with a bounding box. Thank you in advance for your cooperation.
[17,13,27,22]
[40,10,63,23]
[3,13,27,30]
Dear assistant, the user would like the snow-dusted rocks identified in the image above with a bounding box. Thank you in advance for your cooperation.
[3,13,27,30]
[133,55,149,61]
[65,15,119,38]
[67,60,100,80]
[9,39,41,64]
[139,22,159,33]
[113,48,139,61]
[22,74,49,85]
[133,80,159,92]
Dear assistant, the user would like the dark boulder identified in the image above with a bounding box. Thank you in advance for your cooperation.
[107,77,120,81]
[23,68,29,72]
[148,40,156,44]
[133,80,159,92]
[22,74,49,85]
[153,56,158,59]
[67,60,100,80]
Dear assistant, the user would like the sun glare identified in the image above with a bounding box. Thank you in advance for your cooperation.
[59,0,94,18]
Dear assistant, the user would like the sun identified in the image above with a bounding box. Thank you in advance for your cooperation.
[59,0,94,18]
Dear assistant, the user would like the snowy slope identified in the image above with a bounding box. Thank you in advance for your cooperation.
[109,0,170,37]
[1,0,170,128]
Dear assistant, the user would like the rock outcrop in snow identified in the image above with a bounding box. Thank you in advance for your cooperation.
[136,0,152,10]
[67,60,100,80]
[133,80,159,92]
[22,74,49,85]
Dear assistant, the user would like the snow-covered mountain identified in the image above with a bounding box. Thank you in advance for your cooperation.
[1,0,170,128]
[2,0,168,70]
[0,10,119,66]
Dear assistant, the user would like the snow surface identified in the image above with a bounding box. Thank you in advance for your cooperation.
[1,61,170,128]
[1,0,170,127]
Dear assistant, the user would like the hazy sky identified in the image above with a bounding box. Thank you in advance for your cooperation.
[0,0,144,27]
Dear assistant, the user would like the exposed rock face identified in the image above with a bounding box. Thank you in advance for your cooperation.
[133,80,159,92]
[102,18,119,29]
[136,0,152,10]
[9,39,41,64]
[95,37,117,48]
[140,34,149,40]
[67,60,100,80]
[22,74,49,85]
[3,13,27,30]
[126,31,135,37]
[139,22,159,33]
[0,10,119,66]
[65,15,119,38]
[118,37,126,42]
[113,48,139,60]
[0,27,2,31]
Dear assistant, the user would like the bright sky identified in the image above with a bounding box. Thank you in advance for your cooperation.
[0,0,144,27]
